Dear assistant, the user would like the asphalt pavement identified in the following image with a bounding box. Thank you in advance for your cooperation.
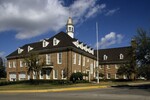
[0,87,150,100]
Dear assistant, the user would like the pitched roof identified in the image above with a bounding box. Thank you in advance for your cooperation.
[7,31,95,59]
[94,46,132,64]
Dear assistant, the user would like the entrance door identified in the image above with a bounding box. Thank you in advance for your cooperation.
[46,70,50,79]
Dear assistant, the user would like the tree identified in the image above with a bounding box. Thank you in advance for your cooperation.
[135,28,150,65]
[0,57,6,79]
[117,64,135,79]
[24,52,44,80]
[135,28,150,80]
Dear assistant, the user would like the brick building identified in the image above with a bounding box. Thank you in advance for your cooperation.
[6,17,135,81]
[6,17,97,81]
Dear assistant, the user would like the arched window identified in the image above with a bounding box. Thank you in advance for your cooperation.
[103,55,108,60]
[120,54,124,59]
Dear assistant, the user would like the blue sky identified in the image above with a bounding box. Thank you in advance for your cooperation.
[0,0,150,57]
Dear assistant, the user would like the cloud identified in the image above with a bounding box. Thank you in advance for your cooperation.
[0,51,5,57]
[96,32,124,49]
[0,0,106,39]
[105,8,119,16]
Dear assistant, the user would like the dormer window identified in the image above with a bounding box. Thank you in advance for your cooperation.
[28,46,33,52]
[18,48,23,54]
[53,38,60,46]
[103,55,108,60]
[120,54,124,59]
[43,40,49,47]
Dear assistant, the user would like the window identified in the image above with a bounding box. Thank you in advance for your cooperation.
[43,40,49,47]
[46,70,50,79]
[115,74,119,79]
[40,70,44,79]
[53,38,60,46]
[120,54,124,59]
[13,61,16,68]
[20,61,23,67]
[62,70,66,79]
[28,46,33,52]
[73,53,76,64]
[107,73,111,79]
[83,57,85,66]
[18,48,23,54]
[115,64,118,69]
[9,62,12,68]
[53,70,58,79]
[103,55,108,60]
[78,55,81,65]
[90,63,93,74]
[57,53,62,64]
[107,65,110,69]
[69,27,71,31]
[46,54,51,65]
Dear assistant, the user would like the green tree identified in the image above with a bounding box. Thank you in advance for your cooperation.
[24,52,44,80]
[117,64,134,79]
[135,28,150,80]
[135,28,150,64]
[0,57,6,79]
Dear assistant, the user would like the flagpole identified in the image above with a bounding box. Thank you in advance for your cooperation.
[96,22,99,83]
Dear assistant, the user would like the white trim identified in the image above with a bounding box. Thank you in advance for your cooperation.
[46,54,51,65]
[107,73,111,79]
[53,38,60,46]
[13,61,16,68]
[46,70,50,79]
[73,53,76,64]
[43,40,49,47]
[115,74,119,79]
[20,61,23,67]
[57,52,62,64]
[120,54,124,59]
[78,55,81,65]
[83,57,85,66]
[53,70,58,79]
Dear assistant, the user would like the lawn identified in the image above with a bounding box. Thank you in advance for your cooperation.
[0,80,149,91]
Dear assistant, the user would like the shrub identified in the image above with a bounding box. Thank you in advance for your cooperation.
[70,72,83,83]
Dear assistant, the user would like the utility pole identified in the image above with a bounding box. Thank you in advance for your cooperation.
[96,22,99,83]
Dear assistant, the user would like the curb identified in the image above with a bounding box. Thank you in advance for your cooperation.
[0,86,108,93]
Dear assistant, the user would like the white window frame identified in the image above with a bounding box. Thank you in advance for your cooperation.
[61,70,66,79]
[115,74,119,79]
[57,52,62,64]
[8,62,11,68]
[20,61,23,67]
[13,61,16,68]
[115,64,118,69]
[53,70,58,79]
[103,55,108,60]
[46,54,51,65]
[107,73,111,79]
[120,54,124,59]
[83,57,85,66]
[90,63,93,74]
[78,55,81,65]
[73,53,76,64]
[46,70,50,79]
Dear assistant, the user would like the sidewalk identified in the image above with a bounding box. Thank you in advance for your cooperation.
[0,85,108,93]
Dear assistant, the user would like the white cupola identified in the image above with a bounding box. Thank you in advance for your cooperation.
[66,17,74,38]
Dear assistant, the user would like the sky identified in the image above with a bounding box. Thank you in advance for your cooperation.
[0,0,150,58]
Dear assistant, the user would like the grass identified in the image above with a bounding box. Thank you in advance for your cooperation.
[0,80,149,91]
[0,78,6,82]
